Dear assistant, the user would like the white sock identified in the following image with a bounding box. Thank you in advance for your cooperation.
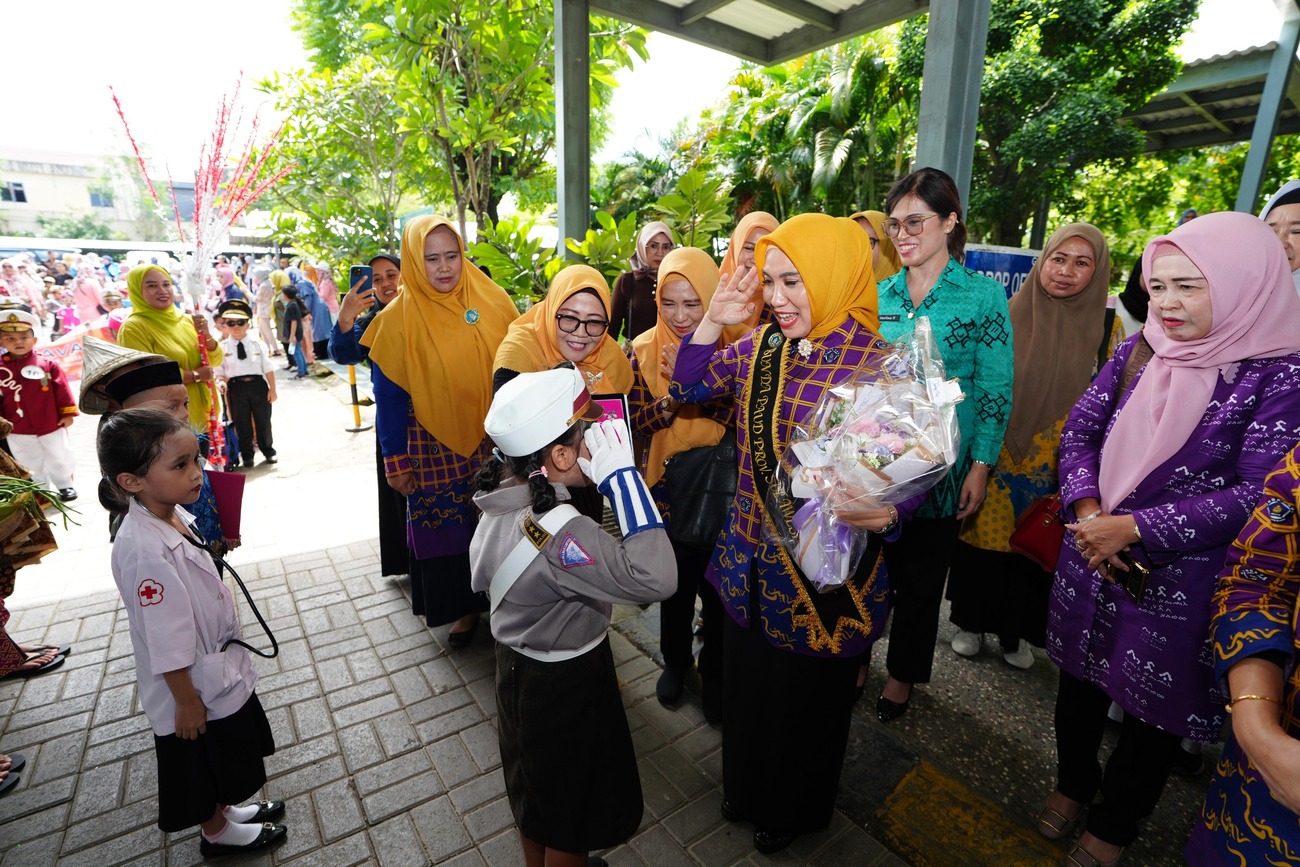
[202,819,262,846]
[223,803,261,823]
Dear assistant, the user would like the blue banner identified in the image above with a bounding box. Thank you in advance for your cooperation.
[966,245,1040,299]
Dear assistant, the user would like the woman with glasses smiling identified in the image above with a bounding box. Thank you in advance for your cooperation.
[495,265,633,523]
[870,167,1015,723]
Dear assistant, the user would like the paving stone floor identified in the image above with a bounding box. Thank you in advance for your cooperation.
[0,540,903,866]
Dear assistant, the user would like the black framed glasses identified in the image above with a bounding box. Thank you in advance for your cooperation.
[881,213,941,238]
[555,313,609,337]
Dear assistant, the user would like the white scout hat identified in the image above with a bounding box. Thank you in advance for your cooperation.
[484,366,604,457]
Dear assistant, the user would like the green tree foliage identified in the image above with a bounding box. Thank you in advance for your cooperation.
[923,0,1200,245]
[468,215,564,301]
[36,212,122,241]
[359,0,646,235]
[698,32,915,220]
[256,57,445,262]
[651,168,732,250]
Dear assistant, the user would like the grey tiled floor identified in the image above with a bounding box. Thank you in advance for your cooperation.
[0,540,901,866]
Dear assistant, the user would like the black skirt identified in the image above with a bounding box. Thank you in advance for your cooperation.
[153,692,276,832]
[375,435,409,577]
[495,638,643,853]
[946,540,1051,647]
[409,552,487,628]
[721,614,859,835]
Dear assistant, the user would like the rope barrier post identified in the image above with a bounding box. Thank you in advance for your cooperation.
[345,363,373,432]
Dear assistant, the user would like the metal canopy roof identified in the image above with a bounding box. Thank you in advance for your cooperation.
[1126,43,1300,152]
[590,0,929,65]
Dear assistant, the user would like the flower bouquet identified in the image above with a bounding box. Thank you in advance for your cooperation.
[765,317,963,591]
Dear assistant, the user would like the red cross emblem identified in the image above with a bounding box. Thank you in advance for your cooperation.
[137,579,164,606]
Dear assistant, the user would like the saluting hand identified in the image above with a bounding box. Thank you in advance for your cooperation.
[707,267,760,327]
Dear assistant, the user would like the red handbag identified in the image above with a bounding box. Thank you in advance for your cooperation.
[1009,493,1064,571]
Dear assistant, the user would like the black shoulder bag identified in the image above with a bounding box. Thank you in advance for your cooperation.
[664,427,738,549]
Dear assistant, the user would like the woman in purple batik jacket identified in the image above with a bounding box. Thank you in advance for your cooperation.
[1038,211,1300,866]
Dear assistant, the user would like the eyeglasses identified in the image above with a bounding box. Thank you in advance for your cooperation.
[881,213,941,238]
[555,313,609,337]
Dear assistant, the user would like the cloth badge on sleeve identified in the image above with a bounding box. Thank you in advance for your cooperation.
[557,533,595,569]
[137,579,165,606]
[1264,497,1296,524]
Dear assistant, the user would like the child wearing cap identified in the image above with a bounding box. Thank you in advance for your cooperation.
[0,309,78,500]
[470,366,677,867]
[215,300,277,468]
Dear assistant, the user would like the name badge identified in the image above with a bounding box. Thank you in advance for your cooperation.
[20,364,44,380]
[879,314,901,323]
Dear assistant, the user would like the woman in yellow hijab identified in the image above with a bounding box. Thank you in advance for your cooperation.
[667,214,909,854]
[117,264,223,432]
[850,209,903,283]
[627,246,729,719]
[493,264,632,394]
[360,215,517,647]
[718,211,780,344]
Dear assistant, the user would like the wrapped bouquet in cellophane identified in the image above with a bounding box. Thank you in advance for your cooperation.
[765,317,964,591]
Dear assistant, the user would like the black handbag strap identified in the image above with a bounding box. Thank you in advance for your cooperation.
[1096,307,1116,373]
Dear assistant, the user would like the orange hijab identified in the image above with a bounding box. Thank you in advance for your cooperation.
[755,214,880,339]
[360,216,518,458]
[631,248,726,485]
[849,210,902,283]
[494,264,633,394]
[720,211,780,344]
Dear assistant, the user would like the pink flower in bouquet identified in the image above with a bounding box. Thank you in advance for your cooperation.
[879,432,907,455]
[847,418,882,437]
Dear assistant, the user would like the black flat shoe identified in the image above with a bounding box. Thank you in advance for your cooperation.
[447,620,478,650]
[753,827,795,854]
[876,694,909,722]
[246,800,285,822]
[720,799,745,823]
[656,666,686,707]
[198,822,287,857]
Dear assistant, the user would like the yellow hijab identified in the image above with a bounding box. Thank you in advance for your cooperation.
[360,216,517,458]
[849,210,903,283]
[632,248,726,485]
[494,265,633,394]
[720,211,780,344]
[117,264,217,431]
[755,214,880,339]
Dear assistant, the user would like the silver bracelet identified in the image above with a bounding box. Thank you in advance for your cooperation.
[1078,510,1102,523]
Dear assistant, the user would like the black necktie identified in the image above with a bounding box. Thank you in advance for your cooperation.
[236,341,247,360]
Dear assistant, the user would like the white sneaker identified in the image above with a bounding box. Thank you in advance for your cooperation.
[951,630,982,657]
[1003,639,1035,670]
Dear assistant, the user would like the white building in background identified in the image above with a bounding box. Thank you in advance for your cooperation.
[0,147,142,237]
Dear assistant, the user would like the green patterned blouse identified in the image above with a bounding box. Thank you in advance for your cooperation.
[876,256,1014,518]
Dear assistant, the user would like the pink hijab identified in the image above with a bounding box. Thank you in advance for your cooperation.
[631,221,674,272]
[1099,211,1300,509]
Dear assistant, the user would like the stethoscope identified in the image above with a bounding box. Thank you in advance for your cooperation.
[182,532,279,659]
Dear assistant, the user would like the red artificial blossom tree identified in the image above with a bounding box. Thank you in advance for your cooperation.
[111,78,294,467]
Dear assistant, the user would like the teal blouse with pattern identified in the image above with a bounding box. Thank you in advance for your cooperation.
[876,256,1014,518]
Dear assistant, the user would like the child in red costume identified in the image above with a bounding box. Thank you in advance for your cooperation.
[0,309,78,500]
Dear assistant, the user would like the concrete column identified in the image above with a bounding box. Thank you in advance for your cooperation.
[1235,7,1300,213]
[913,0,991,207]
[555,0,591,258]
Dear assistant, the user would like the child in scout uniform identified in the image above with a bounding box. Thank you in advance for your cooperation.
[470,365,677,867]
[215,300,277,468]
[0,309,78,500]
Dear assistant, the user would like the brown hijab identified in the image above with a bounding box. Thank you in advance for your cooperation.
[1003,223,1112,464]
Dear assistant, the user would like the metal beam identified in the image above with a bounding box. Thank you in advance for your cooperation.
[1159,47,1273,96]
[592,0,771,63]
[752,0,837,31]
[767,0,926,66]
[912,0,990,205]
[555,0,591,257]
[1144,115,1300,152]
[1176,92,1234,134]
[678,0,736,26]
[1236,10,1300,212]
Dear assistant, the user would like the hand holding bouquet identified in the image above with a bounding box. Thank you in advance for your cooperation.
[766,318,963,591]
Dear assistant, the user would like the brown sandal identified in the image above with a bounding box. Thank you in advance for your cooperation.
[1037,792,1082,841]
[1065,838,1124,867]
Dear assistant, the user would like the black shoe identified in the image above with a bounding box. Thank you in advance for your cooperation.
[198,822,288,857]
[656,665,686,707]
[447,619,478,650]
[246,800,286,822]
[263,454,278,465]
[702,683,723,727]
[876,694,909,722]
[753,828,795,854]
[720,799,745,823]
[57,488,77,502]
[586,859,608,867]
